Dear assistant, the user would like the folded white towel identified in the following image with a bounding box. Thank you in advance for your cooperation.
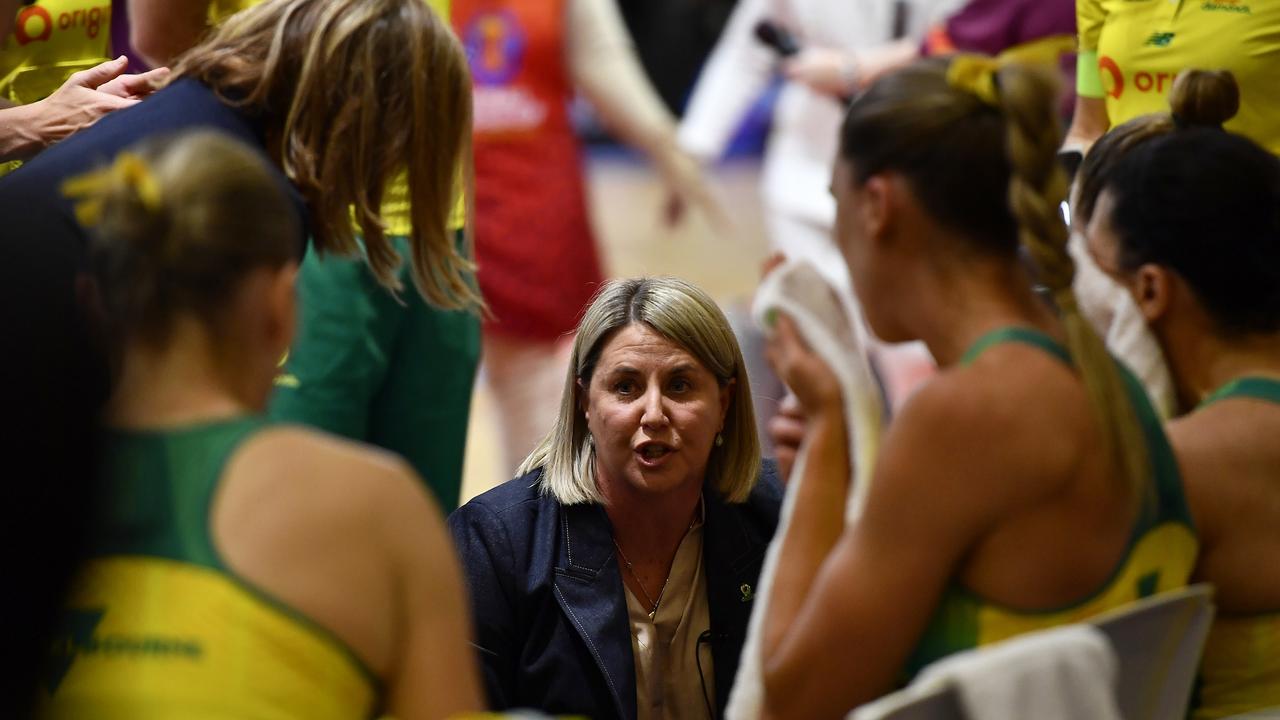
[725,259,886,719]
[853,624,1123,720]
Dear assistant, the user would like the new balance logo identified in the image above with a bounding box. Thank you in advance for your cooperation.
[1145,32,1176,47]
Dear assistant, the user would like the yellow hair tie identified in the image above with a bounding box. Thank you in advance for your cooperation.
[946,34,1078,107]
[61,152,163,228]
[947,55,1001,106]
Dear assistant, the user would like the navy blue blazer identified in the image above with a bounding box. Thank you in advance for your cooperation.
[448,464,783,720]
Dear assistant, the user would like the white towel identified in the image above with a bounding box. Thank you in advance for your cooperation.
[725,259,886,719]
[852,624,1123,720]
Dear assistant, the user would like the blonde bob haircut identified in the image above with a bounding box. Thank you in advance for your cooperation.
[171,0,479,310]
[519,277,761,506]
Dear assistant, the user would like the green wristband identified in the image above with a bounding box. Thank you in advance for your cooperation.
[1077,50,1104,98]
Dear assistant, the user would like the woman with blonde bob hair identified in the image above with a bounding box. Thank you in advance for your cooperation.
[450,277,783,719]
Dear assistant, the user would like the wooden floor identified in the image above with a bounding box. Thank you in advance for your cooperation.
[460,153,771,502]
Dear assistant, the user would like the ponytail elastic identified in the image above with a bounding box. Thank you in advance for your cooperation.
[946,35,1077,109]
[62,152,164,228]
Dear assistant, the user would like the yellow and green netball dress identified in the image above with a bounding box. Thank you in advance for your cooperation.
[39,419,378,720]
[1191,378,1280,719]
[903,327,1198,678]
[1077,0,1280,153]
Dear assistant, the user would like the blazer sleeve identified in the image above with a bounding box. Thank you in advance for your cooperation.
[447,502,520,709]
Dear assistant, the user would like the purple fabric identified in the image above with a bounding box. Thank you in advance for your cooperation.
[925,0,1076,117]
[109,0,149,72]
[942,0,1075,56]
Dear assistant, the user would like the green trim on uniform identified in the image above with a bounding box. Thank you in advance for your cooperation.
[268,232,480,511]
[960,326,1073,367]
[95,417,266,571]
[1201,376,1280,408]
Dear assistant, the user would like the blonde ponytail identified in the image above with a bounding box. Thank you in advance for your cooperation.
[993,62,1150,499]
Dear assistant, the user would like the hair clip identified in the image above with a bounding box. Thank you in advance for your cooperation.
[61,152,163,227]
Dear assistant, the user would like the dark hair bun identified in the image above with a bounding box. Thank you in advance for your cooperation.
[1169,69,1240,129]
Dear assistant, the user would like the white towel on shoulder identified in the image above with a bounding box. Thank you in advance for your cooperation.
[725,259,886,719]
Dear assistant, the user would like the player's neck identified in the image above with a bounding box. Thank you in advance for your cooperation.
[1171,330,1280,408]
[912,259,1057,367]
[106,323,257,431]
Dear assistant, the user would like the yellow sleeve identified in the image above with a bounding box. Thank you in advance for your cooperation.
[206,0,256,22]
[1076,0,1107,98]
[212,0,449,22]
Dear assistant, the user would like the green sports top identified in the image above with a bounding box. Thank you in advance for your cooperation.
[1201,376,1280,408]
[903,327,1197,678]
[40,417,378,720]
[1193,376,1280,720]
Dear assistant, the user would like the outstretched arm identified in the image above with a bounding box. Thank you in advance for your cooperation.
[567,0,724,227]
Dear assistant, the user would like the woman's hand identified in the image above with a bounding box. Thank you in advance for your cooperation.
[1,58,170,162]
[97,65,170,101]
[781,47,858,98]
[765,313,843,419]
[782,40,918,98]
[655,143,729,232]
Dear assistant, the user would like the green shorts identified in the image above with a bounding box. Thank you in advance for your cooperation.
[268,236,480,511]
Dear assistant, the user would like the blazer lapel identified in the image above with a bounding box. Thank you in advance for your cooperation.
[552,502,636,720]
[703,491,770,717]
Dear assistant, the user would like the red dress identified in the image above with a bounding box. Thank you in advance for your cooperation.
[454,0,605,341]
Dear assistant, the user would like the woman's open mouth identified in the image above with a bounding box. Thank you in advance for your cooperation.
[634,442,675,467]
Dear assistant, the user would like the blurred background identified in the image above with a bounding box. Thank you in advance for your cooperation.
[460,0,781,501]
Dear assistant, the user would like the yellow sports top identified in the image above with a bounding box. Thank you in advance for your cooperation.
[0,0,112,104]
[41,557,378,720]
[38,418,379,720]
[1191,378,1280,719]
[1077,0,1280,154]
[1195,613,1280,719]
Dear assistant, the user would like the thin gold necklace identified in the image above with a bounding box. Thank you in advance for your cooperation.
[612,538,673,621]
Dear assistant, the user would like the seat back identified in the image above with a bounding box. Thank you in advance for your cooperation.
[1090,584,1216,720]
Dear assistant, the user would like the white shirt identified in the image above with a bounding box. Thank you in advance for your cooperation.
[679,0,962,227]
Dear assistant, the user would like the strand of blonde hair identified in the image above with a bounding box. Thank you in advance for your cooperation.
[995,63,1151,499]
